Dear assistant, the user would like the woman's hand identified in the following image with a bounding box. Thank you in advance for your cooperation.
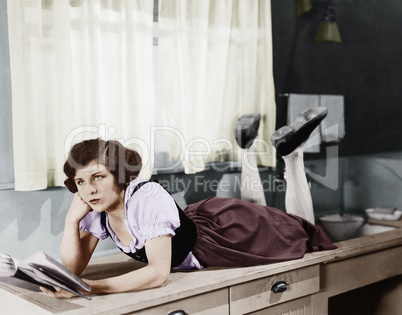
[39,285,89,299]
[66,193,93,224]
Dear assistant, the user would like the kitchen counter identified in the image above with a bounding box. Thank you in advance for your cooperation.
[1,219,402,314]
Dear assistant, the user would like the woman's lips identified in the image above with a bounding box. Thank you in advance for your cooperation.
[89,199,100,205]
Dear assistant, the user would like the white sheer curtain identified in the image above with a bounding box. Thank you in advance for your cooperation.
[7,0,155,191]
[158,0,276,174]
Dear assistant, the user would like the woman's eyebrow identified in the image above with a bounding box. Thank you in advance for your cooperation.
[91,171,105,177]
[74,171,103,181]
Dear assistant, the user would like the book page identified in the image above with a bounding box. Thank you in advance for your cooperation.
[20,252,91,292]
[0,253,17,277]
[0,275,42,292]
[1,251,55,290]
[18,265,91,300]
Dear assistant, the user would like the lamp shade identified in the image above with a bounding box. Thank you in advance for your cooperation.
[295,0,313,16]
[314,1,342,43]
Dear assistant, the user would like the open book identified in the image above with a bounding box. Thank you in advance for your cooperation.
[0,251,91,299]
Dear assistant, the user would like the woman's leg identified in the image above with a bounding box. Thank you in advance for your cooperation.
[240,143,267,205]
[271,106,328,225]
[282,145,315,224]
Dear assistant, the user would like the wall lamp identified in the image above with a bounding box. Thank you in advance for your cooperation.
[295,0,342,43]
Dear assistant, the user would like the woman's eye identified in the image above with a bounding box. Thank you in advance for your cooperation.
[94,175,102,181]
[76,180,85,185]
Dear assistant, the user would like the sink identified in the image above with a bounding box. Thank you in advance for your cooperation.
[358,223,396,236]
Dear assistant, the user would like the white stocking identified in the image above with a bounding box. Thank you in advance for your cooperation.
[240,143,267,205]
[282,145,315,224]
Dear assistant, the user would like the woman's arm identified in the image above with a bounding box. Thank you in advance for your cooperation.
[87,234,172,294]
[60,193,99,275]
[41,234,172,298]
[40,193,100,298]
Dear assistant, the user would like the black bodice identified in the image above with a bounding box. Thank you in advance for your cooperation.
[100,181,197,267]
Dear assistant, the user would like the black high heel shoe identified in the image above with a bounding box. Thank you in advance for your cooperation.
[271,106,328,156]
[234,113,261,149]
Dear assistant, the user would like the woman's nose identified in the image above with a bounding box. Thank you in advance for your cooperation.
[87,184,97,194]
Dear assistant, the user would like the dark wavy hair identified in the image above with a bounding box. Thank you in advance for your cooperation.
[63,138,142,193]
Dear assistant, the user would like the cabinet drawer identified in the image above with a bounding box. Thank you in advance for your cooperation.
[230,265,320,315]
[128,288,229,315]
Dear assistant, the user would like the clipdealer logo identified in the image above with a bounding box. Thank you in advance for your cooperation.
[64,123,341,192]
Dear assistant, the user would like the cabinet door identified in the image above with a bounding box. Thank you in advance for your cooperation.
[127,288,229,315]
[247,296,313,315]
[230,265,319,315]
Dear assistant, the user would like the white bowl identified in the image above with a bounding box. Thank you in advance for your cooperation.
[365,208,402,221]
[319,213,366,242]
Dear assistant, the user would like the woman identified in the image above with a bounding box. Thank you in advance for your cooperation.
[41,106,335,298]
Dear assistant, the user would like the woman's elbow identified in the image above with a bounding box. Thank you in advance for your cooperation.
[155,271,170,288]
[150,267,170,288]
[60,253,86,276]
[156,279,168,288]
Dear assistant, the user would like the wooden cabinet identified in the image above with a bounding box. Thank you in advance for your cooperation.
[127,265,321,315]
[1,227,402,314]
[230,265,319,315]
[245,296,313,315]
[311,244,402,314]
[127,288,229,315]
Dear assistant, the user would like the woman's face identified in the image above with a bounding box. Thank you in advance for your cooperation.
[74,161,124,213]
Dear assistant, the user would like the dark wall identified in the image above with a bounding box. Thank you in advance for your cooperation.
[271,0,402,157]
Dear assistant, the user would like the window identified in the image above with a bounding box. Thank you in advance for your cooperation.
[0,0,179,190]
[3,0,276,190]
[0,0,14,189]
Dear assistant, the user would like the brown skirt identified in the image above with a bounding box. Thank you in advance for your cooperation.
[184,197,336,267]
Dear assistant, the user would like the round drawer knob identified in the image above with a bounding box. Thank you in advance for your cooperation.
[271,280,288,293]
[168,310,185,315]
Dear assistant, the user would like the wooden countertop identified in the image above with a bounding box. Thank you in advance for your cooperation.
[1,220,402,314]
